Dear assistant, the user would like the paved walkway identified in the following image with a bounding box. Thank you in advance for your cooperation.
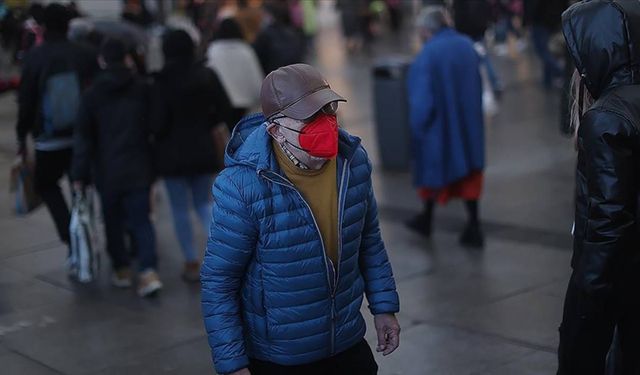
[0,5,574,375]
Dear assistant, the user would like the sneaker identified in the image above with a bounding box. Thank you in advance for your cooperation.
[182,261,201,283]
[137,269,163,297]
[494,43,509,57]
[460,224,484,248]
[111,267,133,288]
[405,214,432,238]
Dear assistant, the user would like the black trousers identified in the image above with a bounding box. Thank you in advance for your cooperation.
[34,149,72,244]
[249,340,378,375]
[558,275,640,375]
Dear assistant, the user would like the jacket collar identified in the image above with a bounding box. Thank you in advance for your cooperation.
[225,113,361,174]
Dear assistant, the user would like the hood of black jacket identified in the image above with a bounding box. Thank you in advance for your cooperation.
[562,0,640,99]
[157,59,213,94]
[94,66,135,92]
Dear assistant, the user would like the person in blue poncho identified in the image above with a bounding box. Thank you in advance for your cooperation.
[406,6,486,248]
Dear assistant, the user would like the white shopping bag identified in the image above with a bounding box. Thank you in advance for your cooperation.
[69,189,100,283]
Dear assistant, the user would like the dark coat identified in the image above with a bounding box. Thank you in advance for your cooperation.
[16,34,97,144]
[563,0,640,298]
[407,28,485,189]
[252,23,304,75]
[71,67,153,193]
[524,0,569,30]
[453,0,492,41]
[151,60,232,177]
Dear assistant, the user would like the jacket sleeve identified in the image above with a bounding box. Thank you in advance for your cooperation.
[407,51,435,135]
[359,158,400,315]
[16,54,39,145]
[70,95,94,184]
[201,172,257,374]
[575,110,638,295]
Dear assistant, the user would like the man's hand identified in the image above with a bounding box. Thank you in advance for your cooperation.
[374,313,400,356]
[229,369,251,375]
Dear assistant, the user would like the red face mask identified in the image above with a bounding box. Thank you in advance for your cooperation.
[275,113,339,159]
[298,114,339,159]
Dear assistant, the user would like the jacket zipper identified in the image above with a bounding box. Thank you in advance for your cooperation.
[259,160,351,356]
[333,160,350,295]
[259,171,334,294]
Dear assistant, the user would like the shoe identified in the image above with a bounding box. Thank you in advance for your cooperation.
[460,224,484,248]
[182,261,201,283]
[137,269,163,297]
[405,214,432,238]
[111,267,133,288]
[494,43,509,57]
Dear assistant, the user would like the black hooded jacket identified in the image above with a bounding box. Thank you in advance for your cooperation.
[151,59,232,176]
[562,0,640,297]
[71,66,153,192]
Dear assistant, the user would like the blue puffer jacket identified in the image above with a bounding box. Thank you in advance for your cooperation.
[201,114,400,374]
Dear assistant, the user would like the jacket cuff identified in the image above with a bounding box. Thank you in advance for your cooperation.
[215,354,250,375]
[368,291,400,315]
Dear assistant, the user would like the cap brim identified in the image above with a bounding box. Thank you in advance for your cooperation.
[280,88,346,120]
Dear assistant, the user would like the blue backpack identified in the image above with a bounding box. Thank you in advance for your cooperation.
[41,71,81,136]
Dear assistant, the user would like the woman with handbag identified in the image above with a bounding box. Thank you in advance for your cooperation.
[151,29,232,282]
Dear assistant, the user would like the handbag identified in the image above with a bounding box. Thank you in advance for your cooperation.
[9,158,42,215]
[211,123,231,170]
[69,189,100,283]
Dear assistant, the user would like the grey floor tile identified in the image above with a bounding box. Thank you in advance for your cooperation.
[0,301,203,375]
[437,279,569,351]
[373,323,535,375]
[477,350,558,375]
[0,351,62,375]
[90,337,214,375]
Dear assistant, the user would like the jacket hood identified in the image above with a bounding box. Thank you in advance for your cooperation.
[562,0,640,99]
[94,66,134,92]
[158,59,212,93]
[225,113,362,172]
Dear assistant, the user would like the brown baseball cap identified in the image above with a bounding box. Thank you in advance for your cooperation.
[261,64,346,120]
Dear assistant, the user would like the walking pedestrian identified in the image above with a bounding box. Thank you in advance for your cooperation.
[16,3,97,250]
[406,6,485,247]
[524,0,569,88]
[71,38,160,297]
[152,30,232,282]
[453,0,503,97]
[558,1,640,374]
[201,63,400,375]
[206,18,263,130]
[253,2,304,75]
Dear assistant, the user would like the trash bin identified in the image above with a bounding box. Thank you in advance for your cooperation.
[372,56,412,171]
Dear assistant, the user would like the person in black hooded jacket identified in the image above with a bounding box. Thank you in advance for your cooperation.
[71,39,161,298]
[151,29,232,282]
[558,1,640,374]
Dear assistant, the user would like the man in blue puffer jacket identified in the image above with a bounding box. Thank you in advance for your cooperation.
[201,64,400,375]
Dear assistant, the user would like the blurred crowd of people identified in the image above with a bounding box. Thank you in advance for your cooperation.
[1,0,579,296]
[0,0,428,297]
